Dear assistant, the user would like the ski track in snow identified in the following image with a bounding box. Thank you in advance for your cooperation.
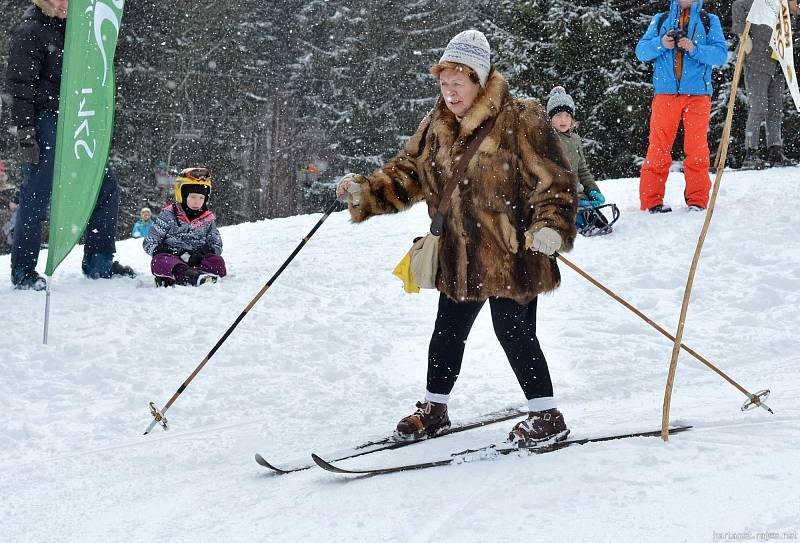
[1,169,799,542]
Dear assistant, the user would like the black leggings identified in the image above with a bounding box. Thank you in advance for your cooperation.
[427,294,553,401]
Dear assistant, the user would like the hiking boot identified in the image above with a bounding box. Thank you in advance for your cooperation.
[12,269,47,291]
[766,146,794,167]
[111,261,136,278]
[648,204,672,214]
[687,205,706,212]
[394,401,451,441]
[508,408,570,447]
[740,149,766,170]
[154,276,173,288]
[183,268,218,287]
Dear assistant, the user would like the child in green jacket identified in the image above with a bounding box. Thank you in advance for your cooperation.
[547,86,617,236]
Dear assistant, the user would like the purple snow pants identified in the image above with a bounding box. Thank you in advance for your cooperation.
[151,253,227,285]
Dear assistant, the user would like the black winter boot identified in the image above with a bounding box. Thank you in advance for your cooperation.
[508,408,570,447]
[395,401,451,441]
[767,146,794,167]
[12,269,47,291]
[183,268,217,287]
[740,148,766,170]
[648,204,672,214]
[110,261,136,278]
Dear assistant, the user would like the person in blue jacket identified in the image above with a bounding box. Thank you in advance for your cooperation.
[131,207,153,238]
[635,0,728,214]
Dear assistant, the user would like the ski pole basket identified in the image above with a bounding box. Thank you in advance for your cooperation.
[741,389,771,412]
[148,401,169,431]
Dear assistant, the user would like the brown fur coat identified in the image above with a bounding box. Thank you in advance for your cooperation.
[348,69,577,304]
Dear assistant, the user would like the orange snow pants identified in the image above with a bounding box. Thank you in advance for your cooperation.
[639,94,712,210]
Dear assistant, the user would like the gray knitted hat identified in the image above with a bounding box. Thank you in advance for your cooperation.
[438,30,491,87]
[547,86,576,118]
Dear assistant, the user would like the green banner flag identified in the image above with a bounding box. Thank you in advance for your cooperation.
[45,0,125,276]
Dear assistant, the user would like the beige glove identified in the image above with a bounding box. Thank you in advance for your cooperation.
[335,173,363,205]
[524,226,561,256]
[741,33,752,55]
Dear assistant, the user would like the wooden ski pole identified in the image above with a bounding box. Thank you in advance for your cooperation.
[556,253,769,411]
[143,200,340,435]
[662,21,765,441]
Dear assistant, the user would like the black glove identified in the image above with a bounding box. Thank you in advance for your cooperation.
[179,251,203,267]
[17,127,40,165]
[155,244,177,256]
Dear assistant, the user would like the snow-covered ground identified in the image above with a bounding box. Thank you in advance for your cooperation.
[1,168,798,542]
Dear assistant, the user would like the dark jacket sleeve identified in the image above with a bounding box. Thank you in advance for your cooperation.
[6,20,44,128]
[731,0,747,36]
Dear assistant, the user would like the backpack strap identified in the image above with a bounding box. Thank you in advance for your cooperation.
[657,9,711,36]
[656,11,669,34]
[698,10,711,36]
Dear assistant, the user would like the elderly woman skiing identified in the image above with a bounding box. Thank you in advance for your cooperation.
[336,30,577,446]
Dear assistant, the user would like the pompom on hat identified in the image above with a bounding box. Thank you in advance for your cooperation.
[438,30,492,87]
[547,86,576,119]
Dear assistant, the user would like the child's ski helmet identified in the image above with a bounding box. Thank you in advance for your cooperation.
[174,167,212,204]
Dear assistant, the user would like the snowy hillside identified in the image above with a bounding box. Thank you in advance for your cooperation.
[1,168,798,542]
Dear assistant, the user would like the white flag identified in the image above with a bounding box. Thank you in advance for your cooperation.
[746,0,800,111]
[746,0,780,27]
[770,0,800,111]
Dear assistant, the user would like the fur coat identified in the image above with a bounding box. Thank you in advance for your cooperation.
[348,69,577,305]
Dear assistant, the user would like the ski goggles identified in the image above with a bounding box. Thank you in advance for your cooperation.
[177,167,211,182]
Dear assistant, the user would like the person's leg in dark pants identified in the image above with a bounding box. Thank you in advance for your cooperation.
[489,296,569,445]
[84,167,119,256]
[81,166,122,278]
[426,293,485,402]
[396,293,484,439]
[488,297,555,410]
[11,111,57,282]
[199,254,226,277]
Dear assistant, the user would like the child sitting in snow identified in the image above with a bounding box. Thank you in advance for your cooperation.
[131,207,153,238]
[143,167,226,287]
[547,86,618,236]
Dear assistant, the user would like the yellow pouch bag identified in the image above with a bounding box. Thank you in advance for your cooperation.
[392,250,420,293]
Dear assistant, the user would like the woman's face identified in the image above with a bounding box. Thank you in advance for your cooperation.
[141,210,151,221]
[439,68,481,117]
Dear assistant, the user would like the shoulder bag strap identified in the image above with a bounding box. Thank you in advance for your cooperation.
[430,114,497,235]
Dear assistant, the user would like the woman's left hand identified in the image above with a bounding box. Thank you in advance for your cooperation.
[525,227,562,255]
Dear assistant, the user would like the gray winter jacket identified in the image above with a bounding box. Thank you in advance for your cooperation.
[732,0,778,74]
[143,203,222,257]
[556,129,599,199]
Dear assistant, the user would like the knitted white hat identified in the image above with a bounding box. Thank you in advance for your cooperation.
[438,30,491,87]
[547,86,576,118]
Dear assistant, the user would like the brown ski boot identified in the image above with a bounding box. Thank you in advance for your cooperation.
[508,408,570,447]
[394,401,451,441]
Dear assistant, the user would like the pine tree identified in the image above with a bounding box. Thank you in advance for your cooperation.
[302,0,473,176]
